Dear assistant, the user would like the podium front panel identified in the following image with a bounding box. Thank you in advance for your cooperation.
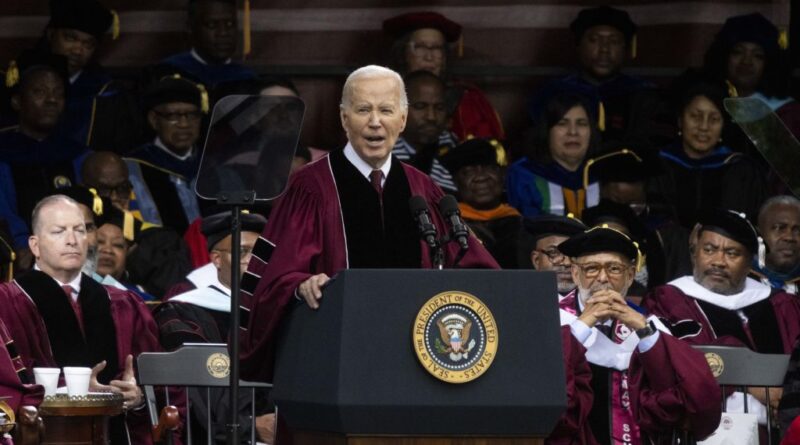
[272,269,565,436]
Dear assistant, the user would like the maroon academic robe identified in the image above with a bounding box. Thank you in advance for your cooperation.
[560,290,721,445]
[643,277,800,353]
[239,152,500,383]
[0,272,184,445]
[0,320,43,414]
[546,326,595,445]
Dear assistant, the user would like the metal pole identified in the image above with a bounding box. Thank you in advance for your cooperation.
[228,205,242,445]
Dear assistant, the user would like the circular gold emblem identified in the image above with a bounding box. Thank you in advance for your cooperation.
[705,352,724,378]
[412,291,498,384]
[206,352,230,379]
[53,176,72,189]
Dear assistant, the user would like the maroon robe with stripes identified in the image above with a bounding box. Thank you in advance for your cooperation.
[0,320,43,415]
[239,152,500,383]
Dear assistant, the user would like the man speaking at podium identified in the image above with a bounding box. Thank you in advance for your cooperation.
[240,65,499,382]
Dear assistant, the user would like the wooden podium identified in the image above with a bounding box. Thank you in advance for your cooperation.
[272,270,565,444]
[38,393,123,445]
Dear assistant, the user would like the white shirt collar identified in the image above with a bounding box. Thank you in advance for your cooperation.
[34,264,82,301]
[343,142,391,187]
[668,275,772,310]
[154,137,193,161]
[190,48,232,66]
[170,285,230,312]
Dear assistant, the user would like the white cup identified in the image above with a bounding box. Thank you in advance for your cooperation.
[62,367,92,397]
[33,367,60,396]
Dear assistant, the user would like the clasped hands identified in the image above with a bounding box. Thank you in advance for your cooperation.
[578,289,647,331]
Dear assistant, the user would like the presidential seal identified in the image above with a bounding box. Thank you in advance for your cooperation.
[412,291,498,384]
[704,352,724,378]
[206,352,230,379]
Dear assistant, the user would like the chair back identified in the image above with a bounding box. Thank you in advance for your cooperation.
[138,343,271,444]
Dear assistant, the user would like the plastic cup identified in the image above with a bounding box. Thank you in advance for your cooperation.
[33,367,60,396]
[63,367,91,397]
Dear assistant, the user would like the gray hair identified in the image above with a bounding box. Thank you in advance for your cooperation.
[340,65,408,111]
[758,195,800,229]
[31,195,81,235]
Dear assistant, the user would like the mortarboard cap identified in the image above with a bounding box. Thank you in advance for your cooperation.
[715,13,781,56]
[570,6,637,43]
[50,186,105,218]
[202,211,267,250]
[558,225,643,270]
[697,208,760,255]
[382,11,462,42]
[97,204,144,243]
[523,214,587,243]
[143,73,209,114]
[583,148,662,188]
[48,0,117,40]
[440,138,500,175]
[5,49,69,89]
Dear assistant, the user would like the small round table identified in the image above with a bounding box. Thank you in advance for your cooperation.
[39,393,123,445]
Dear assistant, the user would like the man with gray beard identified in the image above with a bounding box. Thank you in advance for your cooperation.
[557,225,720,445]
[644,208,800,426]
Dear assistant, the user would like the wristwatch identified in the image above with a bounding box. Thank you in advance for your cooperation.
[635,320,657,339]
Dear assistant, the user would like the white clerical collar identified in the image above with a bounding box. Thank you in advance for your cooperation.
[668,276,772,310]
[170,285,230,312]
[154,137,193,161]
[34,264,81,301]
[69,70,82,85]
[190,48,232,66]
[343,143,391,187]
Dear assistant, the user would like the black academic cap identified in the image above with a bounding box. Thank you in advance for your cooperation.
[523,214,587,243]
[585,148,662,186]
[382,11,462,42]
[96,204,144,243]
[50,186,105,217]
[202,211,267,250]
[714,13,780,56]
[558,225,641,265]
[5,49,69,89]
[697,208,760,254]
[48,0,114,40]
[440,138,499,175]
[582,199,647,242]
[143,74,208,113]
[570,6,637,42]
[670,69,730,116]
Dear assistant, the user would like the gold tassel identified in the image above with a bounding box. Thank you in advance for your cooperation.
[597,101,606,132]
[457,34,463,58]
[725,80,738,97]
[5,61,18,88]
[243,0,252,57]
[633,241,644,272]
[489,139,508,167]
[778,29,788,50]
[123,211,135,241]
[198,83,209,114]
[0,401,14,425]
[111,10,120,40]
[631,34,637,59]
[88,188,104,216]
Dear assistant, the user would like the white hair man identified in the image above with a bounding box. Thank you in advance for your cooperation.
[240,65,499,383]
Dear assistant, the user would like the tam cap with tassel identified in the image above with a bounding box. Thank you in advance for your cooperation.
[48,0,114,40]
[558,224,644,271]
[143,73,208,114]
[570,6,637,45]
[5,50,69,89]
[696,208,762,259]
[382,11,462,43]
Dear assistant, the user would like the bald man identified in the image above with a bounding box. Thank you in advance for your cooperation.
[81,151,132,210]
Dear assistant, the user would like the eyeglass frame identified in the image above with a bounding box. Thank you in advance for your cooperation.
[213,246,254,260]
[534,248,568,264]
[152,110,204,125]
[93,180,133,198]
[408,41,446,59]
[571,261,634,278]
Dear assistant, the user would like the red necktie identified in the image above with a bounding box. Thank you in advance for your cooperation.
[369,169,383,195]
[62,285,85,337]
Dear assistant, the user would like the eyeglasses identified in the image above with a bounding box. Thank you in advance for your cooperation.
[535,248,566,263]
[409,41,445,58]
[94,180,132,198]
[573,261,631,278]
[214,247,254,260]
[153,110,203,125]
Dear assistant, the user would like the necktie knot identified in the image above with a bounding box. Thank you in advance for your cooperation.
[61,285,74,299]
[369,169,384,195]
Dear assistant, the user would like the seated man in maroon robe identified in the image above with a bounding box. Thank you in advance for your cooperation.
[644,208,800,427]
[558,226,721,444]
[0,195,182,444]
[240,65,499,383]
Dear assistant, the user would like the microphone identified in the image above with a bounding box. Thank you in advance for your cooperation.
[438,195,470,252]
[409,196,438,248]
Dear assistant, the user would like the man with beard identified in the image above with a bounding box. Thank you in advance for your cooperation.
[392,70,458,191]
[558,225,720,445]
[125,74,205,234]
[644,208,800,425]
[0,195,183,444]
[750,196,800,294]
[161,0,255,87]
[524,214,586,297]
[440,138,521,268]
